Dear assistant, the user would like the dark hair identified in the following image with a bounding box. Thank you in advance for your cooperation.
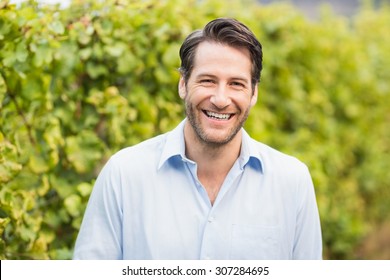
[179,18,263,87]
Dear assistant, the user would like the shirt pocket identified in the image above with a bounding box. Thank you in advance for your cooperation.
[230,224,280,259]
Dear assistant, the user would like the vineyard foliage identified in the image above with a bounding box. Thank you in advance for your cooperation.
[0,0,389,259]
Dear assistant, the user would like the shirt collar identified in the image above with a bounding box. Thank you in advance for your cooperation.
[239,129,264,172]
[158,119,264,173]
[158,119,187,170]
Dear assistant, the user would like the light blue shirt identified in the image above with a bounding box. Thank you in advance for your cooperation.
[73,120,322,259]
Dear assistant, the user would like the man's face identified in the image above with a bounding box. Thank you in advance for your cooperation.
[179,41,258,146]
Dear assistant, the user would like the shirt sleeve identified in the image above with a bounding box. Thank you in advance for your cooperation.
[292,165,323,260]
[73,157,123,259]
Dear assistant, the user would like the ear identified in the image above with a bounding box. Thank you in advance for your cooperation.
[250,84,258,107]
[178,76,187,100]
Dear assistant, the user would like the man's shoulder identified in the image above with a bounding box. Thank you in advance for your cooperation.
[110,133,168,164]
[104,120,185,172]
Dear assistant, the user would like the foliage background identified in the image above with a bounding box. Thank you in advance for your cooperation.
[0,0,389,259]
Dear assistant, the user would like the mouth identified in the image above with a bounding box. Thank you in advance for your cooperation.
[202,110,234,120]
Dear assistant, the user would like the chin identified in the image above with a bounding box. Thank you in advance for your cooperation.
[198,128,240,146]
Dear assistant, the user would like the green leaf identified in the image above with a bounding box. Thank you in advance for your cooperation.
[2,49,16,67]
[33,44,53,67]
[0,160,23,183]
[0,217,11,236]
[117,51,137,74]
[76,182,93,197]
[28,151,50,174]
[65,131,104,174]
[64,194,82,217]
[104,41,127,57]
[86,62,108,79]
[0,141,23,183]
[79,47,92,60]
[48,20,65,35]
[15,41,28,62]
[0,74,6,109]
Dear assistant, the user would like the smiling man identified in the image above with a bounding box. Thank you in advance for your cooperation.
[73,18,322,260]
[179,40,259,205]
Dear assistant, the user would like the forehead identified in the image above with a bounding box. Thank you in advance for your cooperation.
[191,41,252,79]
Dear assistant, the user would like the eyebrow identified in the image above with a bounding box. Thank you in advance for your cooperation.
[195,73,250,84]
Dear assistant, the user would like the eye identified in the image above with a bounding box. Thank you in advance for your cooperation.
[200,79,215,85]
[230,81,245,89]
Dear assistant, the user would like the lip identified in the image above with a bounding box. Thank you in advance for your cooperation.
[201,110,235,124]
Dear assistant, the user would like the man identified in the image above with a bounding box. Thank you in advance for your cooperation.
[73,18,322,259]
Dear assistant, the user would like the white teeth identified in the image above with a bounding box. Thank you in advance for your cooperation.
[206,111,231,120]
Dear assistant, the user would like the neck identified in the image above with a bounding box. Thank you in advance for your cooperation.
[183,121,242,205]
[183,121,242,176]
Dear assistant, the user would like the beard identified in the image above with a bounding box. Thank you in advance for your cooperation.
[185,101,250,147]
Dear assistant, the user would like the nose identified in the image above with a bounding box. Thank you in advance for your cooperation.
[210,86,231,109]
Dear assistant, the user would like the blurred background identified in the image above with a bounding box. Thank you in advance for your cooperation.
[1,0,389,259]
[259,0,379,18]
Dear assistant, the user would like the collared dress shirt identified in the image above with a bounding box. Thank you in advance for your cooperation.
[73,119,322,259]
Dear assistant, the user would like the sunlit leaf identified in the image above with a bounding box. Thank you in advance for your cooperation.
[64,194,82,217]
[48,20,65,35]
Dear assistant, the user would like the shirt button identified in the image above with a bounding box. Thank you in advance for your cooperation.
[208,216,215,223]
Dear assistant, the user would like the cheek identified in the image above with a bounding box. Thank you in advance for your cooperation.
[233,95,253,108]
[186,87,208,103]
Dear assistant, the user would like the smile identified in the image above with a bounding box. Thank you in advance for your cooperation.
[203,110,233,120]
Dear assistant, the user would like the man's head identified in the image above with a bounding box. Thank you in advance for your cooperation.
[179,18,263,89]
[178,18,263,147]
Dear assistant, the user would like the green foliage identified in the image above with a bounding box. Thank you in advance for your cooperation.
[0,0,389,259]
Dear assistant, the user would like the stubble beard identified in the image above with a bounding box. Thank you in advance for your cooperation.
[185,101,250,148]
